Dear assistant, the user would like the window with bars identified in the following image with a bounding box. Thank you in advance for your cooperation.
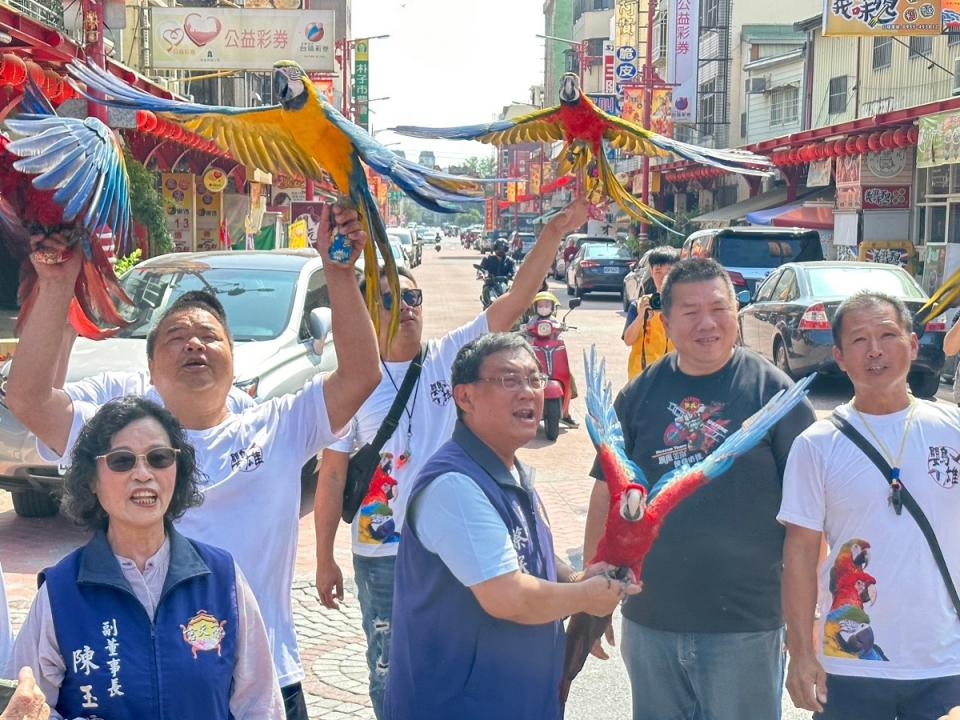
[828,76,848,114]
[872,37,892,69]
[950,33,960,46]
[769,86,799,126]
[702,0,721,27]
[909,36,933,58]
[700,79,717,136]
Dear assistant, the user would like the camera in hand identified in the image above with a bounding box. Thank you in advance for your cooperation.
[649,292,662,311]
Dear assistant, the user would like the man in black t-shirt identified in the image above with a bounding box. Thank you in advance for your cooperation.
[584,258,815,720]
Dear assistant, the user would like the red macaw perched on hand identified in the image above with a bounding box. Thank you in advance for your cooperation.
[559,347,815,707]
[0,81,135,340]
[393,73,772,231]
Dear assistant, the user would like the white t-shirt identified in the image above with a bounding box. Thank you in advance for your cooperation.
[410,470,520,587]
[63,370,256,413]
[0,560,12,678]
[779,400,960,680]
[39,376,340,687]
[331,313,489,558]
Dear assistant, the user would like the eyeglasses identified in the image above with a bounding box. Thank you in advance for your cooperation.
[96,448,180,473]
[381,289,423,311]
[474,373,548,391]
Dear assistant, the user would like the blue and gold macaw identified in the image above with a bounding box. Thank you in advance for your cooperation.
[1,80,135,339]
[394,73,773,232]
[67,60,487,341]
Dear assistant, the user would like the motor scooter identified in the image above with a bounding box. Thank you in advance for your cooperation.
[523,297,581,441]
[474,264,511,309]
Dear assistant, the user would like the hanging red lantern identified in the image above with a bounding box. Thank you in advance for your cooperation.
[43,70,63,102]
[0,54,26,86]
[136,110,158,133]
[23,60,45,90]
[891,127,907,147]
[843,137,857,154]
[803,145,817,161]
[854,136,867,153]
[831,139,844,157]
[879,130,895,149]
[867,133,881,152]
[907,126,919,144]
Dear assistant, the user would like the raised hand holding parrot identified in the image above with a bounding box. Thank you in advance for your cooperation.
[1,80,135,339]
[558,347,815,707]
[393,73,772,232]
[67,59,489,343]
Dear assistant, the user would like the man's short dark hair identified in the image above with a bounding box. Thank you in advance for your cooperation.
[451,333,537,420]
[62,397,204,531]
[647,245,680,267]
[832,290,913,348]
[359,266,417,296]
[660,258,735,315]
[146,290,231,359]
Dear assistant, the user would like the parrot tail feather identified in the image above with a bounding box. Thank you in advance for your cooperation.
[597,153,681,235]
[560,610,615,709]
[356,182,401,348]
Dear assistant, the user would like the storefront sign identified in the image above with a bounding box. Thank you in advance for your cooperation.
[859,239,915,273]
[862,185,910,210]
[196,187,223,251]
[618,88,672,136]
[203,168,228,193]
[836,186,862,211]
[621,86,643,125]
[151,8,335,71]
[918,110,960,168]
[603,41,616,95]
[807,158,832,187]
[614,0,640,88]
[835,154,862,185]
[162,173,196,252]
[823,0,940,36]
[308,74,336,104]
[667,0,700,122]
[589,94,619,115]
[354,39,369,130]
[865,147,910,180]
[288,218,309,248]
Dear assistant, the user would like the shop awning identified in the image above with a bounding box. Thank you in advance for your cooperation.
[770,204,834,230]
[690,187,790,226]
[745,203,802,225]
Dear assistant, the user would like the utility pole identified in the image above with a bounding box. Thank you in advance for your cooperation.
[81,0,108,122]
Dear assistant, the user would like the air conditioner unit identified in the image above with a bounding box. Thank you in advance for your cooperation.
[953,58,960,96]
[745,76,769,94]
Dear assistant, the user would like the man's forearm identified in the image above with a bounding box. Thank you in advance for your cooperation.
[7,280,72,416]
[479,572,596,625]
[487,229,562,331]
[783,528,822,657]
[314,452,348,560]
[53,327,78,389]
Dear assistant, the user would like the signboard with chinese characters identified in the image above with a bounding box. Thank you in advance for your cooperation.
[614,0,640,85]
[618,88,673,136]
[162,173,196,252]
[823,0,940,36]
[862,185,911,209]
[589,94,619,114]
[667,0,700,122]
[918,110,960,168]
[196,187,223,251]
[807,157,833,187]
[859,239,915,273]
[354,39,369,130]
[151,9,334,71]
[288,219,309,248]
[603,41,616,94]
[621,86,644,124]
[308,73,336,104]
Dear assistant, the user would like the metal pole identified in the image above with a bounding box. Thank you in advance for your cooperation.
[639,0,657,245]
[82,0,108,122]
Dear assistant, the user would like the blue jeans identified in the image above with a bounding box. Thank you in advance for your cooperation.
[620,617,785,720]
[353,554,396,720]
[815,674,960,720]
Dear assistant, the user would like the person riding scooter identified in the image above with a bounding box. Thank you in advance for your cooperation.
[479,240,516,307]
[525,291,579,431]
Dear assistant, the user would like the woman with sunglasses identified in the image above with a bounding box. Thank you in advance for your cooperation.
[11,397,283,720]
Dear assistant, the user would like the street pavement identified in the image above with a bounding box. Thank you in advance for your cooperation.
[2,239,956,718]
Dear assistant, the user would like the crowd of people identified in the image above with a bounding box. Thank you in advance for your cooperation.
[1,197,959,720]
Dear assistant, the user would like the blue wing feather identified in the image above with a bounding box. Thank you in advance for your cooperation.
[5,94,131,255]
[391,119,517,141]
[647,373,816,500]
[583,346,649,489]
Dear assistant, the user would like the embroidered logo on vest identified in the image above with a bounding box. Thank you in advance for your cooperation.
[180,610,228,658]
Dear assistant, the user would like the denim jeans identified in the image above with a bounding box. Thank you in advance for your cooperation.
[815,673,960,720]
[353,554,396,720]
[620,617,785,720]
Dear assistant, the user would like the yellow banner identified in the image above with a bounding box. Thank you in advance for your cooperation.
[529,164,541,195]
[823,0,941,36]
[621,86,644,125]
[288,219,309,249]
[196,186,223,251]
[162,173,196,252]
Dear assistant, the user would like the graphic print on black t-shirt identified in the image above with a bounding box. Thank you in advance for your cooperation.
[656,396,731,467]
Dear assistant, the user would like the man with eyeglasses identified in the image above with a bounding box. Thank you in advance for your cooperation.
[314,199,588,718]
[383,333,640,720]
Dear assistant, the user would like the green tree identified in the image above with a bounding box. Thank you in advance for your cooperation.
[124,151,172,257]
[464,155,496,178]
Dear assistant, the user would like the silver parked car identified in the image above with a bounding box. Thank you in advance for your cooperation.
[0,249,336,517]
[387,227,421,267]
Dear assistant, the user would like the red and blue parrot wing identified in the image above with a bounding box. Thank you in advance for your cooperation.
[2,80,136,339]
[646,373,817,505]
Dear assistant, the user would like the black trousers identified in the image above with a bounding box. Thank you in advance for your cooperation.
[281,682,308,720]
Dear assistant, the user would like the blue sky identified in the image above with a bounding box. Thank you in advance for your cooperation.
[352,0,544,167]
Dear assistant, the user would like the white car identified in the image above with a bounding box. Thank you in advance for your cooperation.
[387,227,421,266]
[357,236,408,274]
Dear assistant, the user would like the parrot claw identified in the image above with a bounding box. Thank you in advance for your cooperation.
[328,233,352,264]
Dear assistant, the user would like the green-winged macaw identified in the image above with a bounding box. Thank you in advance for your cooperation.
[67,59,488,342]
[393,73,772,232]
[0,80,135,339]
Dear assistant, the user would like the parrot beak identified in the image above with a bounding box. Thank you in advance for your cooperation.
[867,584,877,605]
[620,488,646,522]
[274,71,289,102]
[559,74,581,104]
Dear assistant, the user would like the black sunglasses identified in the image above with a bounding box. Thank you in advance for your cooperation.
[96,448,180,473]
[382,289,423,311]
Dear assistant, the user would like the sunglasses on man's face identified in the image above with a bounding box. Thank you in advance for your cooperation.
[96,448,180,473]
[381,288,423,311]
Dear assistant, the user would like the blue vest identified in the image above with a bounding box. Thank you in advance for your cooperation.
[384,422,565,720]
[42,528,238,720]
